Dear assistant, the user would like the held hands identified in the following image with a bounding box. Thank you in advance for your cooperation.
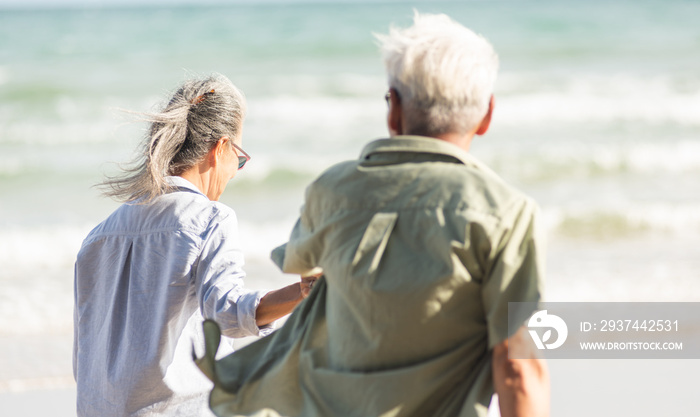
[256,271,323,327]
[300,272,323,299]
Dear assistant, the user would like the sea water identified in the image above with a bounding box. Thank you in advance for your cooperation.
[1,0,699,414]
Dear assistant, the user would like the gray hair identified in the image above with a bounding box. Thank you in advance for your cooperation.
[375,12,499,136]
[102,74,247,203]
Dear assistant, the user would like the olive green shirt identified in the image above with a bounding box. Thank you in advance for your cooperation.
[197,136,545,417]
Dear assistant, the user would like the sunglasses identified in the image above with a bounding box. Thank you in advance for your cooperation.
[232,142,251,170]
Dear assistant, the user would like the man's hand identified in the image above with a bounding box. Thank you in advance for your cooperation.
[255,271,322,327]
[492,326,550,417]
[300,272,322,299]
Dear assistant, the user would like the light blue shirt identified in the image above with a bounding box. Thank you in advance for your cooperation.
[73,176,271,416]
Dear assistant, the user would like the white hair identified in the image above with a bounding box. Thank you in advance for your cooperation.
[375,12,499,136]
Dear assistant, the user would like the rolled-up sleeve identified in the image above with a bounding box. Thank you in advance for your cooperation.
[481,197,546,348]
[271,189,324,276]
[271,216,322,276]
[194,210,273,338]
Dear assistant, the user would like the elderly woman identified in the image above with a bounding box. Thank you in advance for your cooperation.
[73,74,312,417]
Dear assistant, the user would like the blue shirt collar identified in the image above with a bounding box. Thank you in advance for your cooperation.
[165,176,207,197]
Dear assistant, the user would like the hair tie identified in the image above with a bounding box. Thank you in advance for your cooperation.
[191,89,215,106]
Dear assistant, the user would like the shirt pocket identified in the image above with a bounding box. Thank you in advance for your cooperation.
[350,211,398,277]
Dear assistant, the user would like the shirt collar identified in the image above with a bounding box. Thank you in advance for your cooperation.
[359,135,486,169]
[165,176,207,197]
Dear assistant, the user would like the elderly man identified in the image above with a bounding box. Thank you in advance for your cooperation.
[197,12,549,417]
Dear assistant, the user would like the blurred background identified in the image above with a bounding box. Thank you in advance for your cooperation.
[1,0,699,415]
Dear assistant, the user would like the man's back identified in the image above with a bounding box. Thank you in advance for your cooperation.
[309,136,538,368]
[199,136,544,417]
[198,11,549,415]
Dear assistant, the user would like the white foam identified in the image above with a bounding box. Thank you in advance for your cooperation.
[246,95,385,134]
[237,217,300,262]
[542,202,700,237]
[3,72,698,151]
[0,156,25,176]
[624,140,700,173]
[0,66,8,86]
[0,226,89,334]
[0,220,298,335]
[626,203,700,233]
[575,140,700,174]
[260,72,385,97]
[0,118,124,146]
[496,73,700,126]
[546,235,700,302]
[0,376,75,393]
[0,225,90,271]
[478,138,700,181]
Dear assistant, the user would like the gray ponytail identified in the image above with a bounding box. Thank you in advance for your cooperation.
[101,74,247,203]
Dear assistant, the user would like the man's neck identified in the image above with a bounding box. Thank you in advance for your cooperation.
[432,132,474,152]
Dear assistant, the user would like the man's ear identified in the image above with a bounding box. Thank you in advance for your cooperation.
[387,88,403,136]
[475,95,494,136]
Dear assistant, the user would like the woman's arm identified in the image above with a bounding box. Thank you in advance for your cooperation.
[255,275,318,327]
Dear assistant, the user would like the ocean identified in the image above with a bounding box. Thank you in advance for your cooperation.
[1,0,699,415]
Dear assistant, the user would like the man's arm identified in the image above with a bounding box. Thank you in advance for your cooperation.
[492,326,550,417]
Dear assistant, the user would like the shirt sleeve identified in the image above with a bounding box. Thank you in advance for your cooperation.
[270,218,323,276]
[481,197,546,348]
[194,209,274,338]
[270,187,324,276]
[72,263,79,380]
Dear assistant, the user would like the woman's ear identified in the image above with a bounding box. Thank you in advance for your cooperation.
[208,137,228,167]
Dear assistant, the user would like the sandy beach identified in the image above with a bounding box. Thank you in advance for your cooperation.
[2,333,699,416]
[0,333,75,416]
[2,251,699,416]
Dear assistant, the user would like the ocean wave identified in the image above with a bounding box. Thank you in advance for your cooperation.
[543,203,700,239]
[249,72,700,128]
[2,203,697,272]
[237,136,700,185]
[0,225,90,272]
[0,66,8,86]
[546,236,700,302]
[246,95,385,135]
[2,71,699,151]
[2,74,699,204]
[0,201,698,336]
[0,376,75,393]
[244,72,386,98]
[480,138,700,184]
[237,217,300,261]
[496,73,700,126]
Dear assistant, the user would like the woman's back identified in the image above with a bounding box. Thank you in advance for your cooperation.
[73,75,311,416]
[74,177,243,416]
